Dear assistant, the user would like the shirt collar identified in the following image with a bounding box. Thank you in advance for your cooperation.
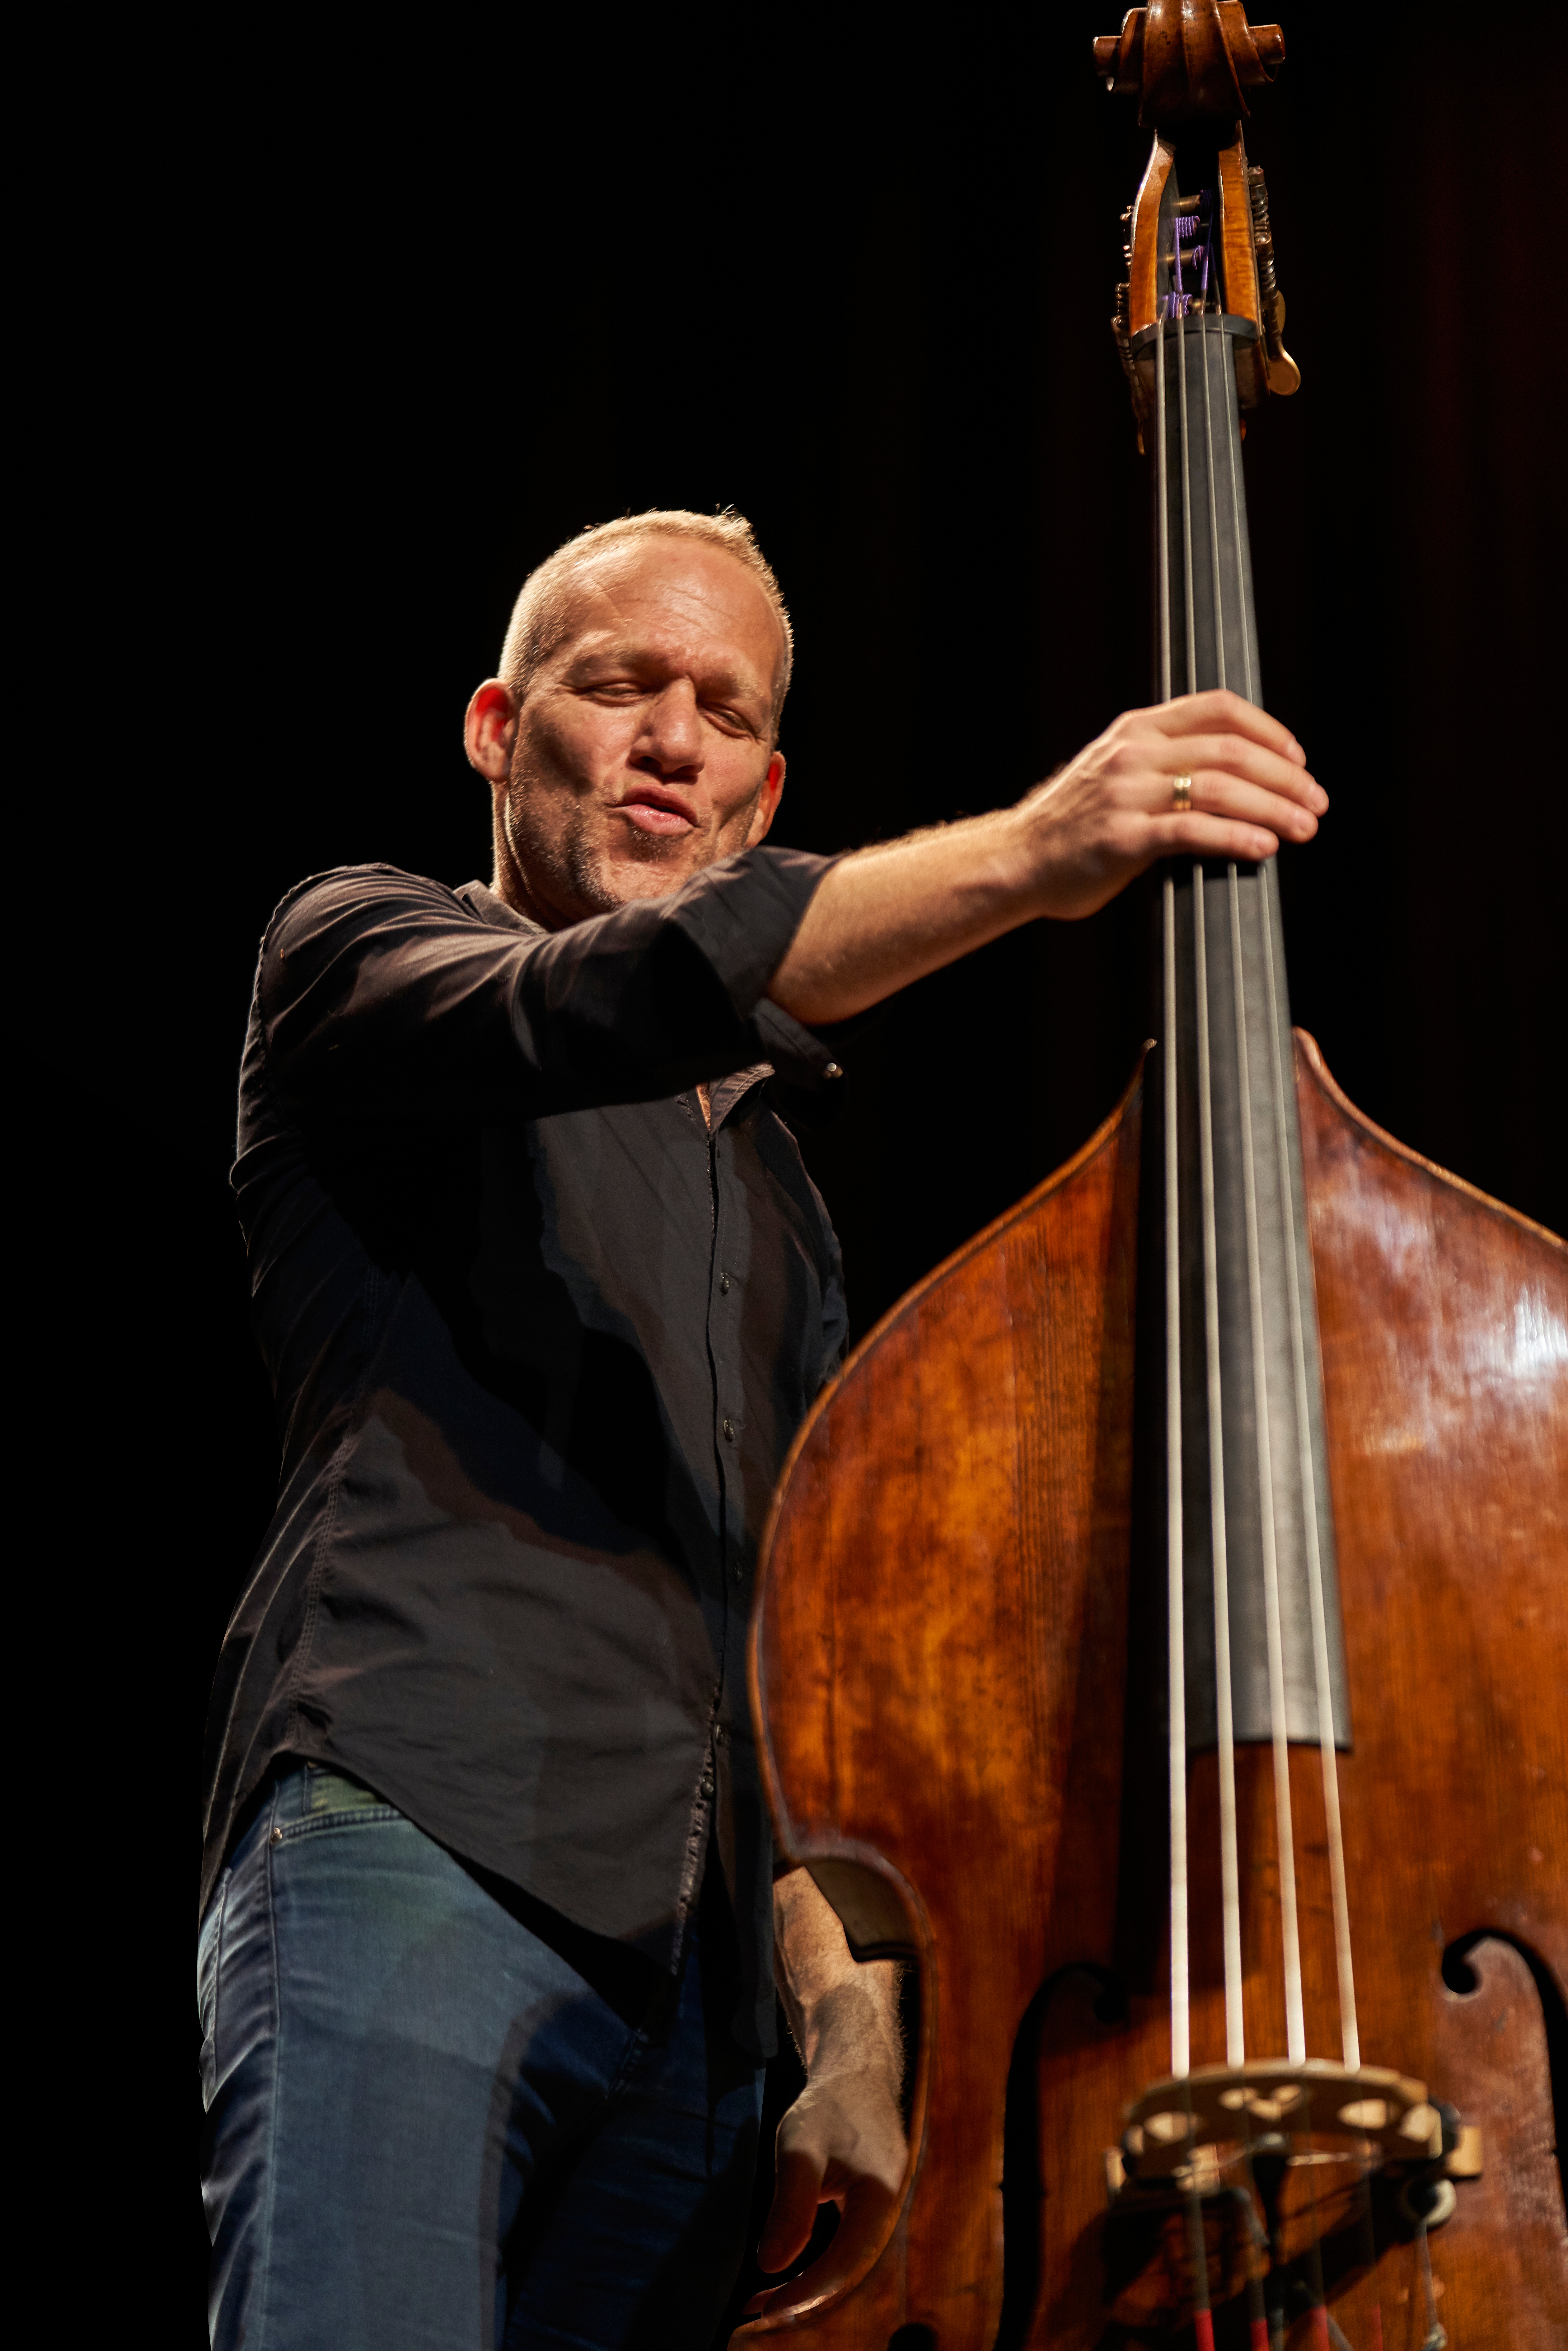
[454,879,545,936]
[707,1064,774,1129]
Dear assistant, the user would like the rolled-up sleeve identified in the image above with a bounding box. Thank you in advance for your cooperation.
[259,848,841,1121]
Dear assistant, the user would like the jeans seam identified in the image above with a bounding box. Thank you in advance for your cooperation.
[256,1777,284,2351]
[597,1958,684,2113]
[603,2012,653,2106]
[203,1869,232,2101]
[274,1805,402,1842]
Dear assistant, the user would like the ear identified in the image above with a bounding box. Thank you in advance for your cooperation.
[465,680,517,793]
[745,749,786,846]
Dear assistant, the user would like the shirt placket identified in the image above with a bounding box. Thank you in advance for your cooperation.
[707,1117,745,1599]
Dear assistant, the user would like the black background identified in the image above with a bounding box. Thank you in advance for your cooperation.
[12,9,1564,2337]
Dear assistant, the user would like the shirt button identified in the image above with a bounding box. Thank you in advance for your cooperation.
[719,1273,731,1294]
[722,1417,736,1443]
[730,1563,743,1584]
[823,1062,843,1079]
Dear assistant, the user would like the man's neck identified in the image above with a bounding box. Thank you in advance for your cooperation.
[492,840,567,933]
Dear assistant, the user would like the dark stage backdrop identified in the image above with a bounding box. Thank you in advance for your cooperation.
[13,12,1563,2339]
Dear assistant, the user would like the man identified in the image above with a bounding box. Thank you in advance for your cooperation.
[199,508,1322,2349]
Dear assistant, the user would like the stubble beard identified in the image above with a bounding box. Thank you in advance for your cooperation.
[504,739,767,923]
[504,773,703,925]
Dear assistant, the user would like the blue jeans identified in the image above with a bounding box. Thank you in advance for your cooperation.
[199,1764,765,2350]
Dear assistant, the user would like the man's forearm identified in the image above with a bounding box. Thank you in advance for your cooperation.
[773,1866,904,2089]
[747,1871,907,2313]
[756,1868,907,2290]
[767,806,1035,1028]
[765,689,1323,1027]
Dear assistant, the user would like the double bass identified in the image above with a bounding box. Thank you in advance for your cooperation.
[744,7,1568,2344]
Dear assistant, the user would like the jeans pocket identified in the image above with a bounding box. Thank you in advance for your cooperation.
[274,1764,403,1844]
[197,1870,230,2110]
[304,1762,393,1817]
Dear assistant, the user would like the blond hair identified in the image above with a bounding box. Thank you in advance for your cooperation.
[498,508,794,734]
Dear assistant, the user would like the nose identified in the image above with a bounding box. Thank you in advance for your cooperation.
[631,680,704,783]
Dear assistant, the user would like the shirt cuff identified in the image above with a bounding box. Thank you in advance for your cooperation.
[662,842,850,1102]
[752,998,851,1123]
[662,842,836,1001]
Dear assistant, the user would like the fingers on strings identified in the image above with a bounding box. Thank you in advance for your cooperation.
[1155,772,1320,843]
[1150,734,1325,809]
[1164,812,1283,862]
[1149,687,1307,767]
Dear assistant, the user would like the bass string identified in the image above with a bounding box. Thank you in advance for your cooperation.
[1157,262,1188,2081]
[1257,864,1361,2072]
[1181,221,1351,2329]
[1228,859,1306,2067]
[1192,296,1282,2309]
[1157,293,1172,701]
[1194,275,1318,2079]
[1176,273,1198,694]
[1220,311,1256,707]
[1193,860,1245,2067]
[1164,868,1190,2080]
[1204,279,1361,2080]
[1194,241,1354,2327]
[1193,309,1246,2069]
[1233,2102,1278,2348]
[1295,2088,1335,2345]
[1199,308,1228,696]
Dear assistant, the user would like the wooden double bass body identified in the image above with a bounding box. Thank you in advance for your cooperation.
[749,1046,1566,2345]
[744,11,1567,2347]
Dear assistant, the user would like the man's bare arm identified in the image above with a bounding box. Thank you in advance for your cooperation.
[746,1868,907,2316]
[766,689,1325,1027]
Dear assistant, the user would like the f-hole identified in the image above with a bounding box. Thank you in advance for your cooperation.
[995,1963,1126,2351]
[1443,1929,1568,2217]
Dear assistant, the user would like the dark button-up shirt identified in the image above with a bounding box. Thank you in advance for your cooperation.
[201,847,845,2053]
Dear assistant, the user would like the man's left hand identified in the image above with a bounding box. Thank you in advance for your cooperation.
[745,1872,909,2320]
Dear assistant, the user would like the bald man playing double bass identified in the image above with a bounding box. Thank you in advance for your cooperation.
[199,507,1322,2350]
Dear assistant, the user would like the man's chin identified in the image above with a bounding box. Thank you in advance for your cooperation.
[575,835,717,912]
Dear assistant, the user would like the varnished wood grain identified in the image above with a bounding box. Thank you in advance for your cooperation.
[742,1036,1567,2346]
[747,1068,1144,2343]
[1216,131,1270,407]
[1129,136,1175,335]
[1096,3,1285,127]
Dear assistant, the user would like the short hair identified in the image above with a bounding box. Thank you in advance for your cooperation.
[498,507,794,734]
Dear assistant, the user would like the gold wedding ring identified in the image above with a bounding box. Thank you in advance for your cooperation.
[1172,773,1193,813]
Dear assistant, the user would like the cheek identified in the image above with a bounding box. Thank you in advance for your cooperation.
[519,703,627,792]
[710,757,771,836]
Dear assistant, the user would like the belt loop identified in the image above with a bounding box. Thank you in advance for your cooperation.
[268,1757,306,1841]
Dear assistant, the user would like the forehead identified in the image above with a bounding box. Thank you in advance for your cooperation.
[550,540,783,687]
